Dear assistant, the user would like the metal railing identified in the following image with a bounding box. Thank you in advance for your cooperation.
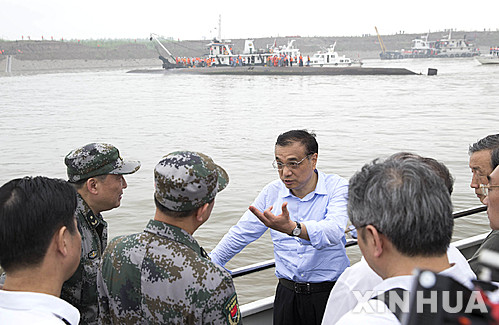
[231,205,487,278]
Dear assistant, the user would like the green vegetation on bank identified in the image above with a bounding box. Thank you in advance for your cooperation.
[73,39,156,50]
[0,38,157,50]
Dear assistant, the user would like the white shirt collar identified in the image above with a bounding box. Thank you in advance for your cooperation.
[0,290,80,325]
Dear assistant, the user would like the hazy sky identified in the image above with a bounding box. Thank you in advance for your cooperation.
[1,0,498,41]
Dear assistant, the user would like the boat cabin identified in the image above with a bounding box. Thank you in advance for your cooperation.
[310,43,361,67]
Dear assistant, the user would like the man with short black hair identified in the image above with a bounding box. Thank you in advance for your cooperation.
[0,176,81,324]
[468,134,499,277]
[97,151,240,324]
[211,130,349,325]
[336,158,474,324]
[469,134,499,203]
[61,143,140,324]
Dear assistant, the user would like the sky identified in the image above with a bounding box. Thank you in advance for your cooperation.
[1,0,499,41]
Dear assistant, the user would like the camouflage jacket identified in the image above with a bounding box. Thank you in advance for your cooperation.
[97,219,241,325]
[61,193,108,324]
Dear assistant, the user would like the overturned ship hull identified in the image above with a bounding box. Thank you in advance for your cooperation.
[130,65,417,76]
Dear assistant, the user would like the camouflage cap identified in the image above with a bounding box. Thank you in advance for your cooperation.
[154,151,229,212]
[65,143,141,182]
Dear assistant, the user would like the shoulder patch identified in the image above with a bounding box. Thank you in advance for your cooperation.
[223,292,241,325]
[88,250,98,259]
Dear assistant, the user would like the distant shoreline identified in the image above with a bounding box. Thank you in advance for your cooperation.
[1,30,499,74]
[0,57,161,75]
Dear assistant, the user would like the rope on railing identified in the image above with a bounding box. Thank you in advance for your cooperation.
[230,205,487,278]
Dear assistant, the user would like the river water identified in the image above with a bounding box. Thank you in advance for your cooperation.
[1,58,498,304]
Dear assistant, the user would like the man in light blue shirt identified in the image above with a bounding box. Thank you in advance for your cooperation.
[210,129,349,325]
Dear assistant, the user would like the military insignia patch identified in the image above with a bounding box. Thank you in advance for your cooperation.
[88,214,98,226]
[223,292,240,325]
[88,250,98,259]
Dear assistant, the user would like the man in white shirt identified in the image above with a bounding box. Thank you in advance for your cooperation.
[335,157,475,324]
[0,176,81,324]
[322,153,476,324]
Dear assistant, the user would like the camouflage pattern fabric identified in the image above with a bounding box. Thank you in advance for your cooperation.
[65,143,140,182]
[61,193,108,324]
[97,220,241,325]
[154,151,228,212]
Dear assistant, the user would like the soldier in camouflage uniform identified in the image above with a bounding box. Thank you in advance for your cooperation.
[97,151,241,325]
[62,143,141,324]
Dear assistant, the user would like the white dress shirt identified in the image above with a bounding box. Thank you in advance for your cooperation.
[0,290,80,325]
[322,244,476,324]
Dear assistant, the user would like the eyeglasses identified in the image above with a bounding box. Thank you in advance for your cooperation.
[480,184,499,197]
[273,154,311,170]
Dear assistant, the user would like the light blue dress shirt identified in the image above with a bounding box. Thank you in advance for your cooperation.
[210,170,349,283]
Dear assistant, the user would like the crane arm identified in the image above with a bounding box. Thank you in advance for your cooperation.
[149,33,176,62]
[374,26,387,54]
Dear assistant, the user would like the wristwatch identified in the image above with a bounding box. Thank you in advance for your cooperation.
[291,221,302,237]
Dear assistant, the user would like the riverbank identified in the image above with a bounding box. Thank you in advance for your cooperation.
[0,40,161,75]
[0,57,161,75]
[1,29,498,74]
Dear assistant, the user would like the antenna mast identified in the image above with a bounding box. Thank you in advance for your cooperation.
[218,14,222,41]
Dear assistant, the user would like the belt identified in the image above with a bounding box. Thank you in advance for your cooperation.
[278,278,336,294]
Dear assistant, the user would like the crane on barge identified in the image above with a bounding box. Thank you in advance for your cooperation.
[149,33,179,69]
[375,26,387,55]
[374,27,402,60]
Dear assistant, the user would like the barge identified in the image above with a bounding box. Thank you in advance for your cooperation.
[146,33,418,76]
[379,30,480,60]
